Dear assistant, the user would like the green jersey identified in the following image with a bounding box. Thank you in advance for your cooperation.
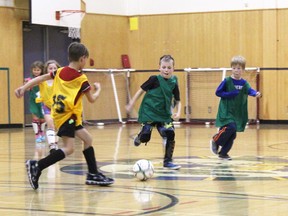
[215,77,250,132]
[138,75,178,123]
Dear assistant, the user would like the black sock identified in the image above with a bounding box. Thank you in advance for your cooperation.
[83,146,98,174]
[38,149,65,171]
[164,140,175,163]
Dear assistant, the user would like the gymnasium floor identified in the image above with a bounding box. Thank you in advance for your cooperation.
[0,123,288,215]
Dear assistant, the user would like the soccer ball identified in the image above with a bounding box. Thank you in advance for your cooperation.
[132,159,154,181]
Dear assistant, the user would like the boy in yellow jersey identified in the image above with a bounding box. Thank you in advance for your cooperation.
[15,42,114,189]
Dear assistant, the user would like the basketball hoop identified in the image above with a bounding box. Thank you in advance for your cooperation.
[55,10,85,39]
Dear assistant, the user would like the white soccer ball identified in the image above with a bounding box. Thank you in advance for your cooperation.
[132,159,154,181]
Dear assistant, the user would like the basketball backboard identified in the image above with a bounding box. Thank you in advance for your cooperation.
[30,0,82,28]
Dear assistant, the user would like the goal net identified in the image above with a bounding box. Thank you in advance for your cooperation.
[82,69,134,124]
[184,67,260,124]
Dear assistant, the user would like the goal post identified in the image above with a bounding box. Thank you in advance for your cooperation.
[184,67,260,125]
[82,68,135,124]
[81,67,260,125]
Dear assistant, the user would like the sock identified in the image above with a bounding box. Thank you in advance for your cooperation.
[83,146,98,174]
[164,140,175,163]
[32,120,39,135]
[46,129,56,145]
[37,149,65,171]
[40,122,46,136]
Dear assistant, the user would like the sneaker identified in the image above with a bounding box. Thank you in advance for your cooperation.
[134,135,141,146]
[86,172,114,186]
[35,136,42,143]
[210,139,219,155]
[25,160,41,190]
[218,154,232,160]
[41,136,46,142]
[163,162,181,170]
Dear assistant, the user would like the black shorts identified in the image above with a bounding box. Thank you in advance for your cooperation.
[57,118,83,138]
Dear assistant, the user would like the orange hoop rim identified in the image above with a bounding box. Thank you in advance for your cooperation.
[55,10,85,20]
[60,10,85,14]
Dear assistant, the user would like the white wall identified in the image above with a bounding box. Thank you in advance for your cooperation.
[31,0,82,27]
[84,0,288,16]
[0,0,13,7]
[28,0,288,27]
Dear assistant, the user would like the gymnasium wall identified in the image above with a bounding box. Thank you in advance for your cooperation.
[81,9,288,121]
[0,7,28,125]
[1,6,288,125]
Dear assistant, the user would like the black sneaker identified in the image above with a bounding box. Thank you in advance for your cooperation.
[25,160,41,190]
[163,162,181,170]
[210,139,219,155]
[218,154,232,160]
[86,172,114,186]
[134,135,141,146]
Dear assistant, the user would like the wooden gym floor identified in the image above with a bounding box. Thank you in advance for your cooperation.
[0,123,288,215]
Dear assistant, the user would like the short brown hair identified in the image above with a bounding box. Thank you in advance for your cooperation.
[68,42,89,62]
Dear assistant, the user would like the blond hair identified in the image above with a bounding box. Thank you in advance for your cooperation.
[231,55,246,69]
[44,60,61,74]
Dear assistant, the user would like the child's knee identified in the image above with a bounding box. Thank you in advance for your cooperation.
[164,130,175,140]
[139,133,151,143]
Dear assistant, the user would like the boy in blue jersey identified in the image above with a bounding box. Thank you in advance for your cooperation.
[210,55,262,160]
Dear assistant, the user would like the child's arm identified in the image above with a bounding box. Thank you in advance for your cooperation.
[15,74,51,98]
[126,88,145,113]
[84,82,101,103]
[215,80,239,98]
[248,88,262,98]
[172,101,181,120]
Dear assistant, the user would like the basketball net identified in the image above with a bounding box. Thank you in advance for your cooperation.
[68,27,81,39]
[56,10,85,39]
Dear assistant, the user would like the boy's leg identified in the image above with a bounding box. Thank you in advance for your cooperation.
[26,149,66,190]
[76,128,114,186]
[218,132,236,158]
[213,122,236,147]
[157,123,181,170]
[46,129,58,152]
[213,122,237,160]
[134,123,153,146]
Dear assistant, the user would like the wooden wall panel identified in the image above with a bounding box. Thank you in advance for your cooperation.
[276,10,288,120]
[260,10,278,120]
[127,11,264,69]
[0,70,8,123]
[81,14,129,69]
[0,8,27,125]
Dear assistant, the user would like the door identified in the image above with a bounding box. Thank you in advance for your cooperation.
[22,21,73,125]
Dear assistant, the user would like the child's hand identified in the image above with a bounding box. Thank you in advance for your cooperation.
[93,82,101,90]
[126,104,132,113]
[15,87,25,98]
[255,92,262,98]
[172,112,180,120]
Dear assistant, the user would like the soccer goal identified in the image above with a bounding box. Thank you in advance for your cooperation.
[82,68,135,124]
[183,67,260,125]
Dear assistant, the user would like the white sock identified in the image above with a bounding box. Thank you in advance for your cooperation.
[46,129,56,145]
